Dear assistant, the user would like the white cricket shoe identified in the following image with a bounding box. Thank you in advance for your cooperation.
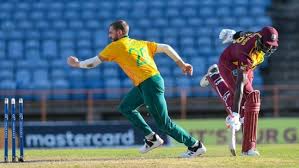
[242,149,260,156]
[200,64,219,87]
[139,134,164,154]
[180,142,207,158]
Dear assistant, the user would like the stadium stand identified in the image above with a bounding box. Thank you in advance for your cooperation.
[0,0,272,100]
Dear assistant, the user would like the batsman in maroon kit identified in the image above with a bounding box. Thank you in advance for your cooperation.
[200,26,279,156]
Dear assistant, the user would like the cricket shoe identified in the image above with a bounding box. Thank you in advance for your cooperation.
[242,149,260,156]
[139,134,164,154]
[200,64,219,87]
[180,142,207,158]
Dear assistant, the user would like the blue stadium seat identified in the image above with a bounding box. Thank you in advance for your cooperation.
[235,0,249,6]
[0,80,16,90]
[30,10,44,20]
[149,9,163,18]
[170,18,186,27]
[49,2,64,10]
[159,67,172,77]
[25,49,40,60]
[33,2,47,10]
[9,40,24,59]
[163,77,176,97]
[118,1,131,9]
[103,66,119,78]
[176,77,192,96]
[51,69,66,79]
[233,6,248,16]
[216,7,231,17]
[25,30,41,39]
[51,59,66,69]
[35,20,50,29]
[250,6,265,16]
[66,1,81,10]
[85,79,103,89]
[69,20,84,29]
[26,40,40,49]
[48,10,63,20]
[60,40,75,49]
[239,17,255,28]
[104,78,122,99]
[42,30,58,40]
[86,20,101,29]
[33,69,49,82]
[205,17,219,27]
[94,31,108,48]
[0,70,13,80]
[183,47,197,58]
[220,17,237,27]
[53,20,67,29]
[256,16,272,26]
[78,30,92,39]
[188,18,203,27]
[77,49,93,59]
[61,48,76,58]
[77,40,92,48]
[60,30,76,40]
[51,79,70,100]
[17,60,32,70]
[166,8,180,17]
[199,7,214,17]
[155,18,169,28]
[182,8,197,17]
[122,78,133,88]
[64,10,80,19]
[18,20,32,29]
[0,60,14,69]
[16,70,31,89]
[32,80,51,90]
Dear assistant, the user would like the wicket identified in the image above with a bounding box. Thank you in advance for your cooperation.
[3,98,24,163]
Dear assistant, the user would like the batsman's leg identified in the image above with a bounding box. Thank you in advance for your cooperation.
[200,64,237,156]
[242,90,260,156]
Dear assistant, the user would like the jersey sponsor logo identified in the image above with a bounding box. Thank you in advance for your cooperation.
[129,47,149,67]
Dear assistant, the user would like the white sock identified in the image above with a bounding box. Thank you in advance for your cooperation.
[191,141,199,148]
[145,132,155,140]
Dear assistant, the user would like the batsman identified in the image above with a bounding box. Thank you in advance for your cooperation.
[200,26,279,156]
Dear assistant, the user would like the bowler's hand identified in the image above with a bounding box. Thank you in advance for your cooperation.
[177,61,193,76]
[67,56,80,68]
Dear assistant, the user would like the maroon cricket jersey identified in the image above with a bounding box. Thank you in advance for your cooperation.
[219,32,264,72]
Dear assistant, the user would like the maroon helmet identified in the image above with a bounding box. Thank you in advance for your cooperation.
[257,26,279,57]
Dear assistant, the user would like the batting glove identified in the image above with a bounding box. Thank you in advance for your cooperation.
[219,29,236,44]
[225,112,241,131]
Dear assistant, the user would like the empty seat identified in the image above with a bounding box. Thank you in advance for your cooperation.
[0,70,14,80]
[51,69,66,79]
[216,7,231,16]
[122,78,133,88]
[16,70,31,89]
[25,40,40,49]
[158,67,172,77]
[199,7,214,17]
[0,60,14,69]
[8,40,24,59]
[33,69,49,81]
[104,78,121,99]
[0,80,16,90]
[233,6,248,16]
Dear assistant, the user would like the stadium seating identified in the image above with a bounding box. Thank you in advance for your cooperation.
[0,0,272,99]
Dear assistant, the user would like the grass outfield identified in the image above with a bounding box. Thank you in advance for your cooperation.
[0,144,298,168]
